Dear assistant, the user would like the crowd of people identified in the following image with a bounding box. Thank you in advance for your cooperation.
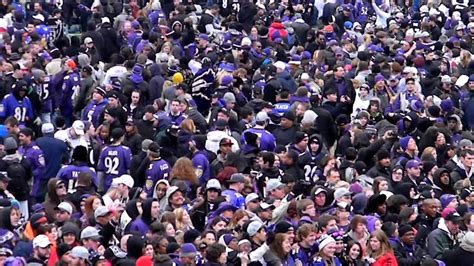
[0,0,474,265]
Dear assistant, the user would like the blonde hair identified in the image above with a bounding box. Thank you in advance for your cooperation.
[173,207,194,231]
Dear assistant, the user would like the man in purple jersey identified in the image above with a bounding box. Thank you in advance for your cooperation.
[144,142,171,197]
[241,111,276,152]
[97,128,132,193]
[18,127,45,203]
[57,146,98,192]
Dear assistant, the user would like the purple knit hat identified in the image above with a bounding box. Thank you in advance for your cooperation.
[440,194,457,209]
[399,136,413,151]
[374,74,385,83]
[440,98,454,113]
[366,215,381,233]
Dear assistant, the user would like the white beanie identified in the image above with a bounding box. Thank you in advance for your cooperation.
[318,236,336,251]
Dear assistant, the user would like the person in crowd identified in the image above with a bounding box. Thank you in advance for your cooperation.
[0,1,473,266]
[367,230,398,266]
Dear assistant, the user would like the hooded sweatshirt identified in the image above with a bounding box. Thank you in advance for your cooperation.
[124,199,149,235]
[44,178,64,222]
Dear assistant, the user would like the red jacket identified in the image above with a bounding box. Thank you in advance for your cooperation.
[372,252,399,266]
[268,22,288,41]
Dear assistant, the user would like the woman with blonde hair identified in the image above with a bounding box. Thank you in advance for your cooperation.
[367,230,398,266]
[173,207,194,232]
[156,42,175,65]
[421,146,437,162]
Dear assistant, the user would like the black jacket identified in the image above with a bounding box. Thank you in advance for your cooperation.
[98,23,120,62]
[426,226,458,260]
[124,132,143,156]
[0,154,32,201]
[443,245,474,266]
[367,163,391,179]
[393,240,426,266]
[273,125,299,146]
[190,195,226,232]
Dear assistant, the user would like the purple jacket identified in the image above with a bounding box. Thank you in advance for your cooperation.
[18,142,45,197]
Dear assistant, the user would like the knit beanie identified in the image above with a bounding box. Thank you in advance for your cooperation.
[374,74,385,83]
[440,98,454,113]
[244,131,258,146]
[294,132,308,144]
[31,69,45,82]
[301,110,318,125]
[398,224,414,237]
[376,149,390,161]
[318,236,336,251]
[366,215,380,234]
[183,229,200,243]
[399,136,412,151]
[78,53,91,68]
[440,194,457,209]
[30,213,48,230]
[460,231,474,251]
[422,161,437,175]
[223,92,236,103]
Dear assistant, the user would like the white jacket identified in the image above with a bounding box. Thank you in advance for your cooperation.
[205,130,239,155]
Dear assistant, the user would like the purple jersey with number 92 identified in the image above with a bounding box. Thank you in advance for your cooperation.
[98,145,132,190]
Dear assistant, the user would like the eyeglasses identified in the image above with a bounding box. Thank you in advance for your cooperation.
[406,82,415,85]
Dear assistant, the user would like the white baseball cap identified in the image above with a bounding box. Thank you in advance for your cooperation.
[112,174,134,188]
[101,17,111,24]
[255,111,270,122]
[41,123,54,134]
[33,234,51,248]
[206,179,221,190]
[55,202,73,214]
[72,120,85,135]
